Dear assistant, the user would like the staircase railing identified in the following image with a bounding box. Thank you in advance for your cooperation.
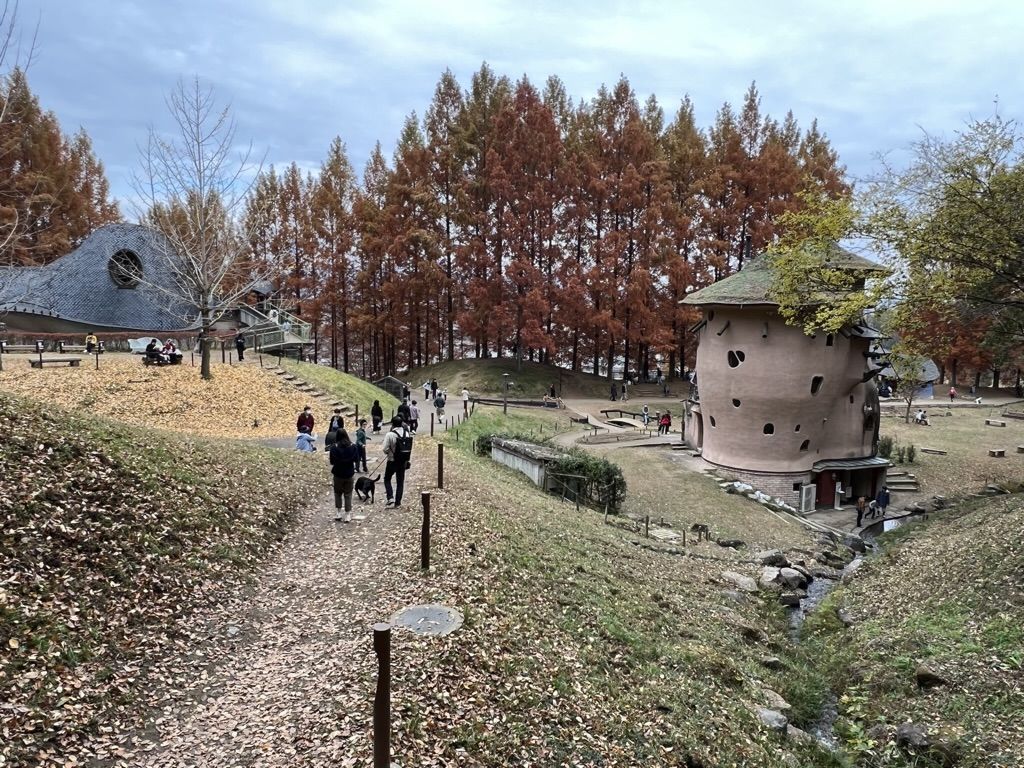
[238,303,312,344]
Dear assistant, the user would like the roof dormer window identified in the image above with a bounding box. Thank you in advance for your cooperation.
[108,249,143,288]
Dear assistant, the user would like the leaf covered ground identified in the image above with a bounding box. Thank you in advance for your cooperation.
[805,494,1024,767]
[0,355,328,439]
[0,392,325,766]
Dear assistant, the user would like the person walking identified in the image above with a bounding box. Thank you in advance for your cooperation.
[328,408,344,433]
[430,378,438,399]
[855,495,867,528]
[402,382,410,402]
[330,430,360,523]
[462,387,470,415]
[370,400,384,433]
[875,486,890,517]
[433,391,446,419]
[382,416,413,508]
[423,380,431,402]
[355,419,370,472]
[409,400,420,434]
[610,381,618,402]
[235,333,246,361]
[621,379,629,402]
[397,398,411,425]
[641,404,650,427]
[297,405,315,434]
[948,386,957,402]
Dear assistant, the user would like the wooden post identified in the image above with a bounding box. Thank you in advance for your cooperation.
[421,492,431,570]
[430,413,434,437]
[372,623,392,768]
[645,515,650,538]
[95,349,100,370]
[437,443,444,489]
[221,341,226,364]
[682,530,686,547]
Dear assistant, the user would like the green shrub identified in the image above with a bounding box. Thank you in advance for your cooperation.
[905,444,916,464]
[894,445,906,464]
[548,449,627,512]
[877,435,894,458]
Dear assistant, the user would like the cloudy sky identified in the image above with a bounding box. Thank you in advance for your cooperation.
[18,0,1024,205]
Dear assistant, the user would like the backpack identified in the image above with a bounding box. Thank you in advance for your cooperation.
[392,428,414,467]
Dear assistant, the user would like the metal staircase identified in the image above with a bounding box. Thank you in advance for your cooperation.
[237,303,311,352]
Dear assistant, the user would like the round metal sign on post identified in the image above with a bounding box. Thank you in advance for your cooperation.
[388,604,463,637]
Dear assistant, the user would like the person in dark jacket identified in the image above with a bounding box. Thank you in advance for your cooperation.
[235,333,246,361]
[397,399,411,425]
[297,406,315,434]
[330,430,360,522]
[370,400,384,433]
[875,486,891,518]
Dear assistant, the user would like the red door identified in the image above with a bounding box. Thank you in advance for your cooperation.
[816,473,836,507]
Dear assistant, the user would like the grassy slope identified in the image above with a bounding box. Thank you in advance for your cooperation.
[804,495,1024,767]
[277,358,400,413]
[406,406,842,767]
[404,358,613,398]
[0,393,322,765]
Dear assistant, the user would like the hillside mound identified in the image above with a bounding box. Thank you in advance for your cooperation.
[0,393,322,765]
[806,494,1024,766]
[0,356,321,438]
[403,358,613,398]
[277,358,400,413]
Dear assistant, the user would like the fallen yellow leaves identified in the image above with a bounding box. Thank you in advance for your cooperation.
[0,355,326,439]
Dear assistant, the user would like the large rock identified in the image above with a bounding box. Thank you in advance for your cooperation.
[756,707,788,733]
[810,564,841,580]
[842,533,867,554]
[759,656,784,670]
[895,722,930,749]
[759,566,783,589]
[717,538,746,549]
[779,567,809,589]
[762,688,792,713]
[840,558,865,583]
[754,549,790,567]
[915,664,950,689]
[779,591,806,607]
[721,570,758,593]
[786,724,814,745]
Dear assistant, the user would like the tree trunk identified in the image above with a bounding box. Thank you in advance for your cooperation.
[200,313,212,380]
[992,367,1001,389]
[951,358,958,387]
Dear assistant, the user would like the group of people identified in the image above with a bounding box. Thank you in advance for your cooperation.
[144,338,182,365]
[640,405,673,434]
[294,404,414,521]
[855,486,891,527]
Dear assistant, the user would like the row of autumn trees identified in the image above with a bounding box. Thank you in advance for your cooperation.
[242,65,848,378]
[0,69,119,266]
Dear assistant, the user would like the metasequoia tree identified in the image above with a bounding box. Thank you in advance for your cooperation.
[133,78,268,380]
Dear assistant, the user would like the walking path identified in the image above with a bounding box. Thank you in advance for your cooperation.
[120,440,429,766]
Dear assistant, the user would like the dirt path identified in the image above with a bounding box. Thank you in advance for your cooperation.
[117,445,432,767]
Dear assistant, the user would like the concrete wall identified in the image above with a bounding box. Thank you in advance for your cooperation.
[693,306,876,473]
[491,444,546,487]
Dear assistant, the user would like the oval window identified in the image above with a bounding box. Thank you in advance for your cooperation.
[763,423,774,435]
[732,398,741,408]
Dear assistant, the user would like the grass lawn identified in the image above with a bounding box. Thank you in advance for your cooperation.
[880,408,1024,496]
[406,407,844,767]
[277,358,400,413]
[404,358,614,398]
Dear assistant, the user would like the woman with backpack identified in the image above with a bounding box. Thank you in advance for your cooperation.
[330,430,360,523]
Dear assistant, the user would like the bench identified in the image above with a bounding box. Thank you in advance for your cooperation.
[920,448,948,455]
[1,342,43,354]
[988,449,1006,458]
[58,342,104,354]
[30,357,82,368]
[985,419,1007,427]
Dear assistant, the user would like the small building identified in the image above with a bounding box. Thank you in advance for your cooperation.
[490,437,569,490]
[681,249,889,511]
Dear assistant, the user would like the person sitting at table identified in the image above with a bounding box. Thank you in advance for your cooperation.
[84,332,99,354]
[162,340,182,364]
[145,338,163,364]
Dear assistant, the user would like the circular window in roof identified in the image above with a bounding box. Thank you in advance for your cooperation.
[108,249,143,288]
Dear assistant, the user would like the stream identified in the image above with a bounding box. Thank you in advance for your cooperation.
[787,551,865,752]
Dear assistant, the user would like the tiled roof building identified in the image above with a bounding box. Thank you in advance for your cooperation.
[0,224,197,333]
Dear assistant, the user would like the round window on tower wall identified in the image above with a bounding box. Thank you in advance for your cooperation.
[108,249,143,288]
[763,423,774,435]
[709,416,716,427]
[732,398,741,407]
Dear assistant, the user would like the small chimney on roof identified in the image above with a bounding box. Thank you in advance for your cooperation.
[743,235,753,264]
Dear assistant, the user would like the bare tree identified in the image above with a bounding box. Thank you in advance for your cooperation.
[132,77,269,379]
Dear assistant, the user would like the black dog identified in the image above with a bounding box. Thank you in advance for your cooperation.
[355,474,381,503]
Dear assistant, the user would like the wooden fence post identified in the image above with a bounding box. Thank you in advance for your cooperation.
[421,492,431,570]
[437,443,444,489]
[372,623,392,768]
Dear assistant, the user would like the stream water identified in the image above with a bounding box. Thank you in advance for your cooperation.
[787,554,865,752]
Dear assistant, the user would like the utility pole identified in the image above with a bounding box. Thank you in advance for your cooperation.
[502,373,509,415]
